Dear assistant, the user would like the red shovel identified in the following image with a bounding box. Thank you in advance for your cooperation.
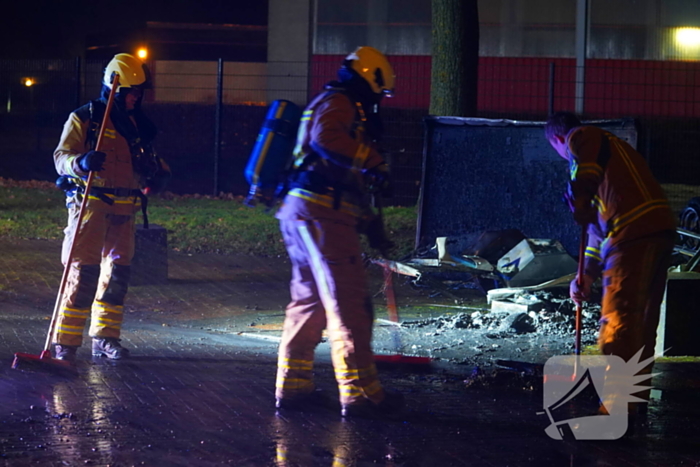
[374,265,432,366]
[574,225,588,356]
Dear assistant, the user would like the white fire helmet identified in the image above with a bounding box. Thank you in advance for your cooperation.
[103,53,152,92]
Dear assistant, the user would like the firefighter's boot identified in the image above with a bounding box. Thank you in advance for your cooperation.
[341,390,404,418]
[54,344,78,362]
[92,338,130,359]
[275,389,330,411]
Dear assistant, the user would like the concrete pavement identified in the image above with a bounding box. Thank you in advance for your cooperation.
[1,238,699,466]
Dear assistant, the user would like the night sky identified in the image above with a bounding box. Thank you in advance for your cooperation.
[0,0,268,59]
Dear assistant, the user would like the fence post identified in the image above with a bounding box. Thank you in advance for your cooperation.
[575,0,589,114]
[75,56,82,110]
[214,58,224,196]
[548,62,555,116]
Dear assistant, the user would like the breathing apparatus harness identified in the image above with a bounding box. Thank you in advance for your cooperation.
[57,99,156,228]
[287,86,376,211]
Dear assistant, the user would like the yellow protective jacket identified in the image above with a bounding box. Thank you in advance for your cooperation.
[54,103,143,216]
[276,88,385,224]
[565,126,676,277]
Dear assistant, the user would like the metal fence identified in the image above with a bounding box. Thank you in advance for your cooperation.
[2,56,700,209]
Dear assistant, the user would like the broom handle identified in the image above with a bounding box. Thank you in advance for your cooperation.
[43,74,120,352]
[574,225,588,356]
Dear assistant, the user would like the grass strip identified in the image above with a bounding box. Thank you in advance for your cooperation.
[0,178,418,258]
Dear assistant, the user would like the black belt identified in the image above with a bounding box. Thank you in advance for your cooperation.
[290,171,356,210]
[93,187,140,198]
[88,187,150,229]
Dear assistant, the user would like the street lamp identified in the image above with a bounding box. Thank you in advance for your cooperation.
[137,47,148,60]
[675,27,700,48]
[669,27,700,60]
[7,77,36,113]
[22,77,36,112]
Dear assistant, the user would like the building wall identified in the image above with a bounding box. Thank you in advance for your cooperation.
[314,0,700,61]
[311,55,700,118]
[267,0,314,105]
[151,61,268,105]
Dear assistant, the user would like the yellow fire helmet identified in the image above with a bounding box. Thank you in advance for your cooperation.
[344,46,395,97]
[103,53,152,92]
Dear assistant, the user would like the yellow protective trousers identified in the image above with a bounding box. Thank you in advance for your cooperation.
[276,218,385,405]
[599,231,675,369]
[54,204,135,346]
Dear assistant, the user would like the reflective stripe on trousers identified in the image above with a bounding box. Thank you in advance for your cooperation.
[276,218,384,405]
[55,208,135,346]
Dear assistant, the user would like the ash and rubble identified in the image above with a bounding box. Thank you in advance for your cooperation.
[403,292,599,339]
[371,232,602,369]
[374,289,600,367]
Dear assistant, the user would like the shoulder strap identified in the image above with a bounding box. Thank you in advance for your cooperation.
[312,89,366,135]
[73,102,92,123]
[89,99,106,126]
[77,100,106,150]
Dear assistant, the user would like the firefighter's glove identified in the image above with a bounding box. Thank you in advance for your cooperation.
[144,160,172,195]
[145,171,171,195]
[77,150,106,172]
[363,164,391,196]
[364,214,394,257]
[570,273,594,305]
[563,190,596,226]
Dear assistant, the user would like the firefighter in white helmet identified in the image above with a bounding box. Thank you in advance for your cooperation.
[274,46,402,417]
[52,53,169,362]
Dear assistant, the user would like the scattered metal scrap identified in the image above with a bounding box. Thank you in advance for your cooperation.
[372,232,579,298]
[674,227,700,272]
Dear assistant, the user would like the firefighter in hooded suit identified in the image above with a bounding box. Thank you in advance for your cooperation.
[274,46,402,417]
[52,53,169,361]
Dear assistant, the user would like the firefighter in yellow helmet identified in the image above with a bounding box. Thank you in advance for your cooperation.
[274,46,402,417]
[52,53,170,362]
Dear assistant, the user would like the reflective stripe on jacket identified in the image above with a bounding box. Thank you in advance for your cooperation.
[54,108,141,216]
[279,89,385,219]
[566,126,676,275]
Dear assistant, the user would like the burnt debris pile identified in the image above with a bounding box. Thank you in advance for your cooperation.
[402,290,599,344]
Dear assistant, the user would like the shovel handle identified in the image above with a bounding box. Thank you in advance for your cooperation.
[382,265,403,352]
[574,225,588,356]
[383,265,399,323]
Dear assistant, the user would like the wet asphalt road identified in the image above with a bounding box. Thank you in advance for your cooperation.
[1,239,700,466]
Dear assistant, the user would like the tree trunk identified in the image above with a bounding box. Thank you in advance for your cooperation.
[430,0,479,117]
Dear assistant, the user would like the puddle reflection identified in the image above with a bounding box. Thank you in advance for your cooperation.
[270,415,398,467]
[48,364,117,463]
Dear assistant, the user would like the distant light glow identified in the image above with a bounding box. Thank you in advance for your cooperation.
[23,78,34,87]
[675,28,700,47]
[137,48,148,60]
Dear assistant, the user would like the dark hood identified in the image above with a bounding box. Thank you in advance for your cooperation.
[99,84,157,146]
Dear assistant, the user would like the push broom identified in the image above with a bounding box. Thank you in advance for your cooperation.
[12,74,120,372]
[367,190,431,366]
[374,262,432,366]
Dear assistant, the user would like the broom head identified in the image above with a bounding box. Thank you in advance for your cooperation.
[12,350,77,373]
